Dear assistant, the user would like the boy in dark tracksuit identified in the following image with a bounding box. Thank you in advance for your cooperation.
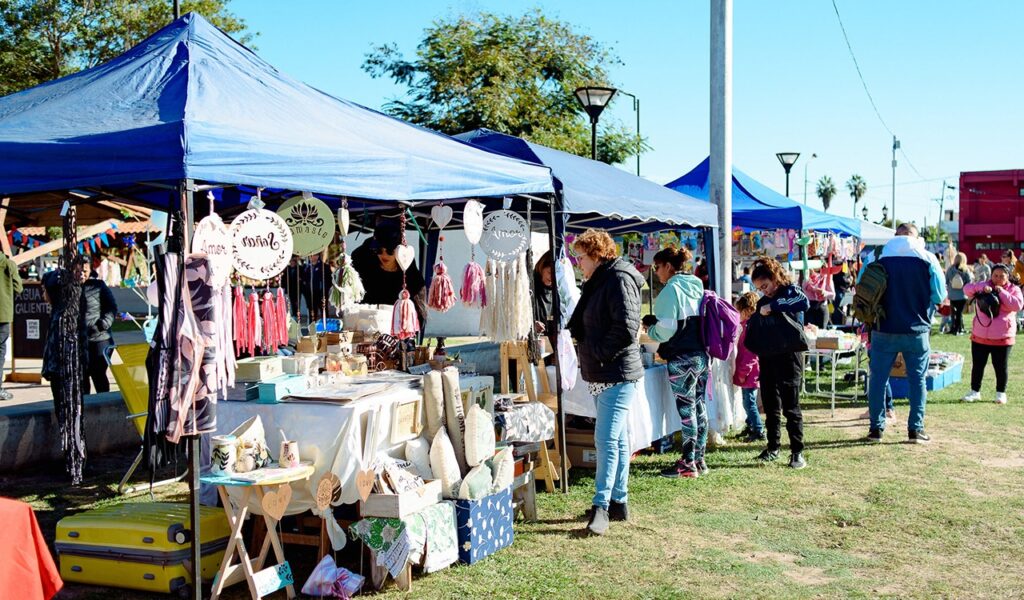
[749,259,810,469]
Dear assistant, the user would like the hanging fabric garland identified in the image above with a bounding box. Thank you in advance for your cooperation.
[460,199,486,308]
[427,204,456,312]
[391,212,420,340]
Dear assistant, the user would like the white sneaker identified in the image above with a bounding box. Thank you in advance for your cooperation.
[995,392,1007,405]
[962,391,981,403]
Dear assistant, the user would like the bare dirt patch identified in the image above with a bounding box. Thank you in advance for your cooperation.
[746,550,832,586]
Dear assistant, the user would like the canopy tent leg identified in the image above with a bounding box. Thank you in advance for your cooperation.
[548,192,568,493]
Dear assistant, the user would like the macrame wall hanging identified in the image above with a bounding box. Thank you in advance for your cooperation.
[460,200,486,308]
[427,203,456,312]
[391,212,420,340]
[329,199,364,313]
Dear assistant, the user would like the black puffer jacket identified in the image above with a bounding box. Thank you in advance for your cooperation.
[568,257,644,384]
[81,278,117,343]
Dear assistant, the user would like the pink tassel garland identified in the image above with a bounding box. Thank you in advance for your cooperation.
[246,292,260,356]
[460,261,486,308]
[391,289,420,340]
[233,287,247,356]
[428,261,457,312]
[275,288,289,346]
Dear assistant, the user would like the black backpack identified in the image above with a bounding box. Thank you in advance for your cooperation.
[975,290,1001,326]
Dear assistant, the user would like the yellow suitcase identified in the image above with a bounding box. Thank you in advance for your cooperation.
[56,503,230,595]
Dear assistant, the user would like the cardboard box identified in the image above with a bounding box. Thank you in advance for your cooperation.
[889,353,906,378]
[455,487,514,564]
[815,336,840,350]
[256,375,309,404]
[360,479,442,520]
[566,444,598,469]
[282,353,321,376]
[235,356,283,382]
[564,426,595,448]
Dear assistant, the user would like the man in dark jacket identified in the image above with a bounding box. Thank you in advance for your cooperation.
[567,229,643,536]
[861,223,945,444]
[80,261,117,394]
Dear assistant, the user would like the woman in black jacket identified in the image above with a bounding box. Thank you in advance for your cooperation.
[80,260,118,393]
[567,229,643,536]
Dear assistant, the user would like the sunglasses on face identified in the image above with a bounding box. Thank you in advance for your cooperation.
[374,247,395,256]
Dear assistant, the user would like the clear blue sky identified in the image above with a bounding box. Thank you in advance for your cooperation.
[231,0,1023,227]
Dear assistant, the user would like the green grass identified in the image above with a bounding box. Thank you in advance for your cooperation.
[7,316,1024,599]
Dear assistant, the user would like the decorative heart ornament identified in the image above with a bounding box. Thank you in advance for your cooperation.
[463,200,484,244]
[431,205,453,230]
[315,473,342,511]
[261,484,292,521]
[356,469,376,502]
[338,207,350,236]
[395,244,415,272]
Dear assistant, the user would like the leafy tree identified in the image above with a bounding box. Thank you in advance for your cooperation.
[845,174,867,219]
[363,10,645,165]
[816,175,837,212]
[0,0,253,96]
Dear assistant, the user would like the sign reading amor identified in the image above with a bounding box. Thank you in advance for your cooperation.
[192,215,233,282]
[278,196,335,257]
[480,210,529,262]
[230,209,294,280]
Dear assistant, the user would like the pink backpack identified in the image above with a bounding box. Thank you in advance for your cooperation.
[700,290,741,360]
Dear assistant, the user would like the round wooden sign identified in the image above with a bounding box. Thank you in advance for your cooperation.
[192,214,233,286]
[480,210,529,262]
[230,209,294,280]
[278,195,336,257]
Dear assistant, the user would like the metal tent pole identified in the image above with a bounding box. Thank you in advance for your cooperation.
[710,0,733,294]
[548,192,568,492]
[181,179,202,599]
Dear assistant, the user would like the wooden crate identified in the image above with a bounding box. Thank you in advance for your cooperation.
[360,480,442,519]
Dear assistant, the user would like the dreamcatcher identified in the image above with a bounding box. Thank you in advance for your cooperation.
[427,203,456,312]
[390,212,420,340]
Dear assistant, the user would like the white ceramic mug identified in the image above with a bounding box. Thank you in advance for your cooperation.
[279,440,300,468]
[211,436,237,474]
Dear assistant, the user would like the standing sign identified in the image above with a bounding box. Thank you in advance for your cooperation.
[278,196,335,257]
[230,209,294,280]
[479,210,529,262]
[12,282,50,367]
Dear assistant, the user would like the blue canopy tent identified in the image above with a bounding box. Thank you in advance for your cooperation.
[455,129,718,232]
[665,157,861,236]
[0,13,554,208]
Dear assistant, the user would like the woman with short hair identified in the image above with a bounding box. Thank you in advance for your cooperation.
[567,229,643,536]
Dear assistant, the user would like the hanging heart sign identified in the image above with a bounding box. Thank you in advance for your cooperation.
[261,484,292,521]
[395,244,415,272]
[355,469,375,502]
[463,200,484,244]
[480,210,529,262]
[337,207,350,236]
[315,472,342,511]
[278,195,336,257]
[431,205,453,230]
[230,209,294,280]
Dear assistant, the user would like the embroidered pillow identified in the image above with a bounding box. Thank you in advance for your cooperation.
[423,371,445,440]
[404,437,434,480]
[464,404,495,468]
[488,446,514,493]
[429,428,462,499]
[442,367,468,474]
[458,462,494,500]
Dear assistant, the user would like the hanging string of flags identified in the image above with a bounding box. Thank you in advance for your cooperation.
[7,222,120,254]
[7,229,47,248]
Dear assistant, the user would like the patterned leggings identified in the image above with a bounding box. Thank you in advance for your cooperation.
[668,352,710,465]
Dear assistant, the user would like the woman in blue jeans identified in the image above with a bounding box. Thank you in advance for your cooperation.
[567,229,644,536]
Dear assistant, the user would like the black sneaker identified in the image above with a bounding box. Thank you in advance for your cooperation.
[608,500,629,522]
[587,505,610,535]
[744,429,767,443]
[660,460,699,479]
[696,459,709,476]
[789,452,807,469]
[867,429,884,443]
[736,426,752,439]
[908,430,931,444]
[755,448,779,463]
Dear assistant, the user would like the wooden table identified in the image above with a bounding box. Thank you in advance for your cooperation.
[201,464,315,600]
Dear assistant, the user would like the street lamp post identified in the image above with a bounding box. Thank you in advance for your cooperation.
[881,204,889,225]
[937,181,956,236]
[616,90,641,176]
[776,152,800,197]
[862,205,869,220]
[803,152,817,205]
[574,87,618,161]
[891,136,900,225]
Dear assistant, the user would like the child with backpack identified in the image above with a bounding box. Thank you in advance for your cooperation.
[642,246,710,479]
[748,257,810,469]
[961,264,1023,404]
[733,292,765,442]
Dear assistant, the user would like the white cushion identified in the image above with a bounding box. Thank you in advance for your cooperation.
[458,462,493,500]
[442,367,467,474]
[464,404,495,468]
[488,446,514,493]
[404,437,434,480]
[423,371,445,440]
[429,428,462,499]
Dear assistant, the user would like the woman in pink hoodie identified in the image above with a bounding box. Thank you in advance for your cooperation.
[802,265,835,329]
[962,263,1024,404]
[733,292,764,441]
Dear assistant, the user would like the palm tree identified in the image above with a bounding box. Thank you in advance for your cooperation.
[846,174,867,218]
[816,175,837,212]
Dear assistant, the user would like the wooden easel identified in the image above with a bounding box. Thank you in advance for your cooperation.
[499,341,569,493]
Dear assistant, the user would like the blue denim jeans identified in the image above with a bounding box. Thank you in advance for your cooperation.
[593,381,637,510]
[869,331,930,432]
[741,388,764,433]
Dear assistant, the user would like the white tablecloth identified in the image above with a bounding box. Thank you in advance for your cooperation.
[214,387,418,517]
[559,365,681,453]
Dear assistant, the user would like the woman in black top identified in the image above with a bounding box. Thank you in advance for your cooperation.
[352,220,427,327]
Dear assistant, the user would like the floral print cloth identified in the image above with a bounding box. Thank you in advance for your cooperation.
[350,501,458,574]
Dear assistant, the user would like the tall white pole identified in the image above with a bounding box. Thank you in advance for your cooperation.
[710,0,732,294]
